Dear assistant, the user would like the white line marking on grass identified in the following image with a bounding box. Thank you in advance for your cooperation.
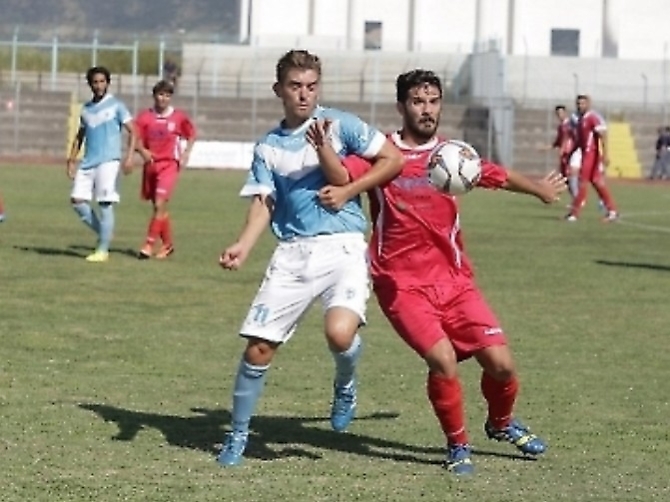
[617,218,670,233]
[618,210,670,217]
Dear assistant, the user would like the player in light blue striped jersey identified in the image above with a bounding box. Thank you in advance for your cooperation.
[66,66,139,262]
[217,49,403,466]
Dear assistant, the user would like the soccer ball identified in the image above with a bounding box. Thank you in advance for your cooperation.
[427,140,482,195]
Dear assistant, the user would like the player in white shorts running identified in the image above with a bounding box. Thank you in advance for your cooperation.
[216,49,403,467]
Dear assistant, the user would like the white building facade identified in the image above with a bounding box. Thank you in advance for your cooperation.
[239,0,669,60]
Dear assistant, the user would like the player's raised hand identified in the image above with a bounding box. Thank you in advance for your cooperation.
[219,242,249,270]
[536,170,567,204]
[306,119,332,151]
[318,184,352,211]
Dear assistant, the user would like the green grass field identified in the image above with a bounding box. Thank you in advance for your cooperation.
[1,165,669,502]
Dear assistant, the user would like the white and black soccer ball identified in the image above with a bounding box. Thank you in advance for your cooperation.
[427,139,482,195]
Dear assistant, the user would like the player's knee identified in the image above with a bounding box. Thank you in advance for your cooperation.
[485,365,515,382]
[424,340,458,377]
[324,308,360,351]
[476,345,516,380]
[243,337,279,366]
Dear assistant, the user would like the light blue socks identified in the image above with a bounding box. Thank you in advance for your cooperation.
[97,203,115,253]
[230,359,270,436]
[72,202,100,234]
[331,333,362,388]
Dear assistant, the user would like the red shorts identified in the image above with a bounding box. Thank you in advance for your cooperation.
[579,152,604,183]
[141,160,180,201]
[374,280,507,361]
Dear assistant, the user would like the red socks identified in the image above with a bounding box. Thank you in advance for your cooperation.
[144,217,162,246]
[145,215,172,248]
[427,372,468,446]
[481,372,519,430]
[159,215,172,247]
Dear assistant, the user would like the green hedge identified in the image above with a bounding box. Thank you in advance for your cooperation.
[0,46,180,75]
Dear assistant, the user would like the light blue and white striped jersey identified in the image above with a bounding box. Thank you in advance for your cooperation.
[240,106,386,240]
[79,94,133,170]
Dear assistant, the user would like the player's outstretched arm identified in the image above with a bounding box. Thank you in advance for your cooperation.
[219,194,273,270]
[503,170,566,204]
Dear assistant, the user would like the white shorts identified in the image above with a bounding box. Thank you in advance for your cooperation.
[239,233,370,344]
[70,160,120,203]
[569,149,582,170]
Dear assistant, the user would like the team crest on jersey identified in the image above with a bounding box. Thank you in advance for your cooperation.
[167,122,176,132]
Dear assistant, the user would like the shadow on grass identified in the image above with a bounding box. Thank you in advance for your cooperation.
[14,245,86,258]
[595,259,670,272]
[78,403,446,465]
[14,244,138,259]
[69,244,138,258]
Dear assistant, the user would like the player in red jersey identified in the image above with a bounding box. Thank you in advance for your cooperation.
[134,80,196,259]
[315,69,565,475]
[566,94,618,222]
[541,105,579,201]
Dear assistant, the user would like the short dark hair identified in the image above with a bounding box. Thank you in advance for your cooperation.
[152,80,175,95]
[576,94,589,101]
[86,66,111,85]
[275,49,322,84]
[555,105,566,112]
[396,69,442,103]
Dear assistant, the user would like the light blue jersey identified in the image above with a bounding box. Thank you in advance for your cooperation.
[79,94,132,170]
[240,106,386,240]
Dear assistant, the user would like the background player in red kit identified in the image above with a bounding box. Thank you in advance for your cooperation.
[135,80,196,259]
[315,70,565,475]
[566,94,618,222]
[541,105,579,202]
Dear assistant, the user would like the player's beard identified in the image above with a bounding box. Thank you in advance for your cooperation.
[408,114,439,142]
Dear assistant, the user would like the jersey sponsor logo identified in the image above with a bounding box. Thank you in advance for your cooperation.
[391,176,432,190]
[484,327,503,336]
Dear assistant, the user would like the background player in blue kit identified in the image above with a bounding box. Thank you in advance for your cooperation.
[66,66,138,262]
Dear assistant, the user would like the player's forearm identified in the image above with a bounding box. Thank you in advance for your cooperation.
[502,170,546,200]
[342,146,403,197]
[236,196,272,249]
[124,122,138,161]
[183,139,196,156]
[317,143,349,186]
[600,134,609,159]
[67,131,83,160]
[67,142,80,161]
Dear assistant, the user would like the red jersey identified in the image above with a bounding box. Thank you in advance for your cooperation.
[553,117,575,155]
[574,110,606,155]
[135,106,196,163]
[344,133,508,287]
